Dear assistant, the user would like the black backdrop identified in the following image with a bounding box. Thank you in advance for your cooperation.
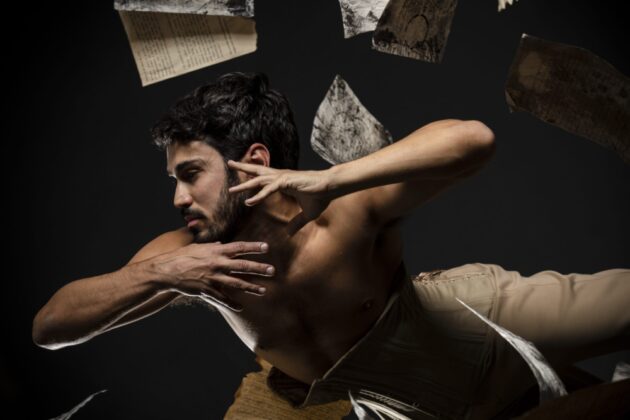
[5,1,629,419]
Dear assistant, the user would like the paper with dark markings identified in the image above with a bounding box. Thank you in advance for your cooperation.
[118,11,256,86]
[338,0,389,38]
[505,34,630,163]
[372,0,458,63]
[114,0,254,17]
[311,75,392,165]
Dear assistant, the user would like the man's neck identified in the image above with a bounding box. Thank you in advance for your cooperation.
[232,192,304,243]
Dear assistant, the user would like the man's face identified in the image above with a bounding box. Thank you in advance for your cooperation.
[166,141,251,243]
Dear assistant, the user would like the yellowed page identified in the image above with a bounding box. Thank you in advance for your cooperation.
[118,11,256,86]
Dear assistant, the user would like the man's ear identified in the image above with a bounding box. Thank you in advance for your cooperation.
[242,143,271,167]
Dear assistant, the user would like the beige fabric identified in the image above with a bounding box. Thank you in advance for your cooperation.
[226,263,629,419]
[223,355,352,420]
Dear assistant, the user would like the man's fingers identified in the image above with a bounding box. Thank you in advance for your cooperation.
[212,273,267,295]
[223,258,275,277]
[227,160,270,176]
[220,241,269,257]
[228,176,267,194]
[245,183,278,206]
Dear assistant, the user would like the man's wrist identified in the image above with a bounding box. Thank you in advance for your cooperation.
[123,258,173,293]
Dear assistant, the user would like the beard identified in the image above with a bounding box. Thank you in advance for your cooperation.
[189,167,253,244]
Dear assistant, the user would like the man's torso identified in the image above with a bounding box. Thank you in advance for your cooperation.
[199,193,404,384]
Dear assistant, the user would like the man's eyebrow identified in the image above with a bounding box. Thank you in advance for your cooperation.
[167,159,206,177]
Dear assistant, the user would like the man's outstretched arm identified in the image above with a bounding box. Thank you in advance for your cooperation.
[227,119,495,231]
[32,228,273,350]
[326,119,496,226]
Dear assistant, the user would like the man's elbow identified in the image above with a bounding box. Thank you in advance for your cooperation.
[457,120,496,166]
[32,309,72,350]
[32,309,56,349]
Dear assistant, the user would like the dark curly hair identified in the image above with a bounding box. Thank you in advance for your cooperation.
[151,72,299,169]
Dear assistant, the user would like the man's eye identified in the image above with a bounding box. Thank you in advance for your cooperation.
[182,170,199,181]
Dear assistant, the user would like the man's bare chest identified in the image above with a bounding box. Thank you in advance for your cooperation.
[215,220,404,382]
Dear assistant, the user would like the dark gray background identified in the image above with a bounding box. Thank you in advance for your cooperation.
[5,0,629,419]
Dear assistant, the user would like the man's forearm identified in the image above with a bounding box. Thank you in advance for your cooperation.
[325,120,495,198]
[32,260,169,350]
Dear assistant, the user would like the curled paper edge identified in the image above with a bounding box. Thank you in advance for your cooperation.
[50,389,108,420]
[456,298,567,403]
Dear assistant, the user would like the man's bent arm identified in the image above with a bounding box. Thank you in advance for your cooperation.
[325,119,496,223]
[32,258,173,350]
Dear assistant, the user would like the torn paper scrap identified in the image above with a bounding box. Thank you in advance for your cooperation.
[349,390,378,420]
[338,0,389,38]
[114,0,254,17]
[50,389,107,420]
[505,34,630,164]
[311,75,393,165]
[612,361,630,382]
[372,0,458,63]
[349,389,436,419]
[118,11,256,86]
[498,0,518,12]
[456,298,567,403]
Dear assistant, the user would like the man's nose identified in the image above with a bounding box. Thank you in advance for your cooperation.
[173,184,193,208]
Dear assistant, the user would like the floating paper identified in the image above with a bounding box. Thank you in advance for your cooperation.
[505,34,630,163]
[50,390,107,420]
[311,75,392,165]
[612,361,630,382]
[349,389,436,419]
[498,0,518,12]
[338,0,389,38]
[118,11,257,86]
[372,0,458,63]
[456,298,567,403]
[114,0,254,17]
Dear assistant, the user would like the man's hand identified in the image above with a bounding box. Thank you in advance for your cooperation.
[150,241,274,312]
[227,160,333,235]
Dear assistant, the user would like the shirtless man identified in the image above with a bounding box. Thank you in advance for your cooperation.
[32,72,628,419]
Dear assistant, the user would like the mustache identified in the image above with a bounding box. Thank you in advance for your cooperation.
[181,209,206,219]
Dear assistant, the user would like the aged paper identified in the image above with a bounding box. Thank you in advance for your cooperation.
[498,0,518,12]
[372,0,459,63]
[50,390,107,420]
[457,298,567,403]
[114,0,254,17]
[338,0,389,38]
[118,11,257,86]
[311,75,392,165]
[506,34,630,163]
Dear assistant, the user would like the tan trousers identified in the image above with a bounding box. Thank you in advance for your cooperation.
[224,263,630,419]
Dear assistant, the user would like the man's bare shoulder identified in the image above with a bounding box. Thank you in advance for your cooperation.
[323,189,387,233]
[127,227,194,265]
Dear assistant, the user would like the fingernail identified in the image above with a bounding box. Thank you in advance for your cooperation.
[266,266,275,275]
[260,243,269,252]
[258,287,266,294]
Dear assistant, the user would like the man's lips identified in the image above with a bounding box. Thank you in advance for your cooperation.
[184,215,201,222]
